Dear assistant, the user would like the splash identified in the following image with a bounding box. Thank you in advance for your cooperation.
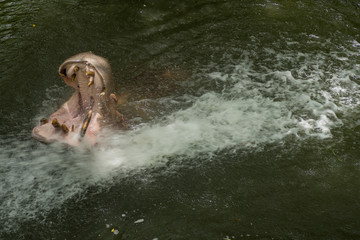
[97,45,360,170]
[1,37,360,234]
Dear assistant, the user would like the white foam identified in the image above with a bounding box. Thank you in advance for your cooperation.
[1,39,360,234]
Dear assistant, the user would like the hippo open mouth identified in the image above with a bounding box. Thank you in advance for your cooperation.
[32,52,125,146]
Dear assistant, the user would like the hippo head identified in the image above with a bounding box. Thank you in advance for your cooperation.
[32,52,125,146]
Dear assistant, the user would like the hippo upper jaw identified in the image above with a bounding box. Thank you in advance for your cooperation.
[32,52,124,146]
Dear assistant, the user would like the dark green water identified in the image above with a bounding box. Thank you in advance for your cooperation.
[1,0,360,239]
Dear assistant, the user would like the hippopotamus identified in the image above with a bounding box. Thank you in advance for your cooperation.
[32,52,125,146]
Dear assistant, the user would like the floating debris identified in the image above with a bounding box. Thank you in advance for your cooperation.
[134,219,144,224]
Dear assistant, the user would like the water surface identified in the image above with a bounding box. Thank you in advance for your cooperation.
[1,0,360,239]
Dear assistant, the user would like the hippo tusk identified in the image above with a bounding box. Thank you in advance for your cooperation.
[86,70,95,87]
[88,77,94,87]
[80,110,93,138]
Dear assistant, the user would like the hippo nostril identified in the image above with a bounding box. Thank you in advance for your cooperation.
[60,68,67,77]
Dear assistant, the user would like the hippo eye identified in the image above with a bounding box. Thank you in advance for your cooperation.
[60,68,67,77]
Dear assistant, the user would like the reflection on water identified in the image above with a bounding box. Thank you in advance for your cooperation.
[1,0,360,239]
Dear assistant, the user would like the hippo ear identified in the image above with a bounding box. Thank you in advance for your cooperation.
[110,93,118,103]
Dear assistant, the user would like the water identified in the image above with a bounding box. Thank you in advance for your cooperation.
[1,0,360,239]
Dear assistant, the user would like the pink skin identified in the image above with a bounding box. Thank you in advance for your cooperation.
[32,52,123,146]
[32,94,101,146]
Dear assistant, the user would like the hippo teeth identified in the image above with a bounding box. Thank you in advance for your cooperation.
[61,124,69,133]
[52,118,61,128]
[86,71,95,76]
[86,71,95,87]
[40,118,49,125]
[51,118,70,134]
[88,77,94,87]
[80,110,93,138]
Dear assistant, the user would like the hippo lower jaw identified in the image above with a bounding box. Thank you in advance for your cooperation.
[32,52,125,146]
[32,94,102,146]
